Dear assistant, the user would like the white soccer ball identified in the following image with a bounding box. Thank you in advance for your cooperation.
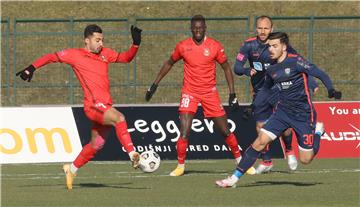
[139,151,161,173]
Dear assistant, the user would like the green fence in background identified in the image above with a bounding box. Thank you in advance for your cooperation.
[1,16,359,106]
[1,17,11,104]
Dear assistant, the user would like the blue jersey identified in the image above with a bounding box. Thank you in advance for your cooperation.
[234,36,318,95]
[263,54,334,118]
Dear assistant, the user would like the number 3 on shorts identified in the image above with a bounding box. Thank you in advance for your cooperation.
[303,134,314,146]
[180,97,190,108]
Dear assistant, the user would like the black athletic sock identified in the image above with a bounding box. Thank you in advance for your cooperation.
[283,132,293,152]
[313,133,321,155]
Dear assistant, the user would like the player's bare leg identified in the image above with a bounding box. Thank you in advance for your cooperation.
[104,107,140,168]
[170,113,193,176]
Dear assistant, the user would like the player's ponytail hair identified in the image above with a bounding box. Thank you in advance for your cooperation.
[84,24,103,38]
[268,32,289,46]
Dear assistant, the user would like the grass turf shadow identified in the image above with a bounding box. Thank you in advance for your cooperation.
[240,180,322,187]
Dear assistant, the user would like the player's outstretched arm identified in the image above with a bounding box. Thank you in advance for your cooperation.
[145,58,176,101]
[115,25,142,63]
[297,58,341,100]
[16,53,61,82]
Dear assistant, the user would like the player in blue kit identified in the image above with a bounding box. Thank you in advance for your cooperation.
[234,15,318,174]
[216,32,341,187]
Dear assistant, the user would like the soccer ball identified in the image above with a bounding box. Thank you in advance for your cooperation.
[139,151,161,173]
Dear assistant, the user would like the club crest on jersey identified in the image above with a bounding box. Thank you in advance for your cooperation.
[100,55,108,62]
[203,48,210,56]
[285,68,291,75]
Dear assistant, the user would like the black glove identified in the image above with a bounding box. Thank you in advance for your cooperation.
[328,89,342,100]
[145,83,158,101]
[131,25,142,46]
[228,93,239,111]
[242,104,253,120]
[16,65,36,82]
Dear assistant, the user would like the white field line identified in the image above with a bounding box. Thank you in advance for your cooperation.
[2,168,360,180]
[0,160,218,167]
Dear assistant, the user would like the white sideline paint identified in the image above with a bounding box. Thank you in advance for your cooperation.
[3,168,360,181]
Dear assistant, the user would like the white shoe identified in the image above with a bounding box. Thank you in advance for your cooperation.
[215,176,237,188]
[315,122,325,136]
[255,162,273,174]
[286,151,298,171]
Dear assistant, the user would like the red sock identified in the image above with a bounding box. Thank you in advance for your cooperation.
[115,121,135,153]
[225,133,241,159]
[176,137,188,164]
[73,143,98,168]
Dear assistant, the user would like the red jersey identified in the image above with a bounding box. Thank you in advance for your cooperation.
[32,45,138,107]
[171,36,227,94]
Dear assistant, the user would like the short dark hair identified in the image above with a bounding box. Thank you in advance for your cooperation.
[191,14,206,24]
[256,15,273,27]
[84,24,102,38]
[268,32,289,46]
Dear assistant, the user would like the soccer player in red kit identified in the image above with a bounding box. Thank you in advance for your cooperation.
[145,15,255,176]
[16,24,142,190]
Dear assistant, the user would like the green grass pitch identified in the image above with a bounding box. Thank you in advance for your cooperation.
[2,158,359,207]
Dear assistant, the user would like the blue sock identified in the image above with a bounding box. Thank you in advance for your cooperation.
[236,145,261,174]
[233,169,243,178]
[313,133,321,155]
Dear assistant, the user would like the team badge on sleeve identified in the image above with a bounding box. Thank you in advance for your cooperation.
[253,62,263,71]
[236,53,245,61]
[297,56,311,69]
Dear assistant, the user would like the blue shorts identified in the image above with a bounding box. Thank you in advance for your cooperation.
[253,89,279,122]
[261,107,317,150]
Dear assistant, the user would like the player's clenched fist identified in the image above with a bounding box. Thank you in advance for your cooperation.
[16,65,36,82]
[131,25,142,46]
[228,93,239,111]
[328,89,342,100]
[145,83,158,101]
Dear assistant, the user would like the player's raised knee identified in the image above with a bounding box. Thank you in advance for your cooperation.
[299,156,312,165]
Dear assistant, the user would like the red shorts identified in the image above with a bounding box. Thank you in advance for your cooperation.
[179,88,225,118]
[84,101,112,125]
